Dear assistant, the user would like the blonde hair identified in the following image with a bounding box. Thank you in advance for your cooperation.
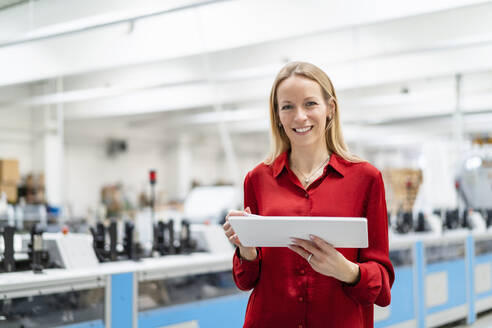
[265,61,363,165]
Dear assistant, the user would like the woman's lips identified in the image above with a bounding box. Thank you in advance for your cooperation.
[292,126,313,134]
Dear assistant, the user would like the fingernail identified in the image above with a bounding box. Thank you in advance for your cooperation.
[309,234,315,240]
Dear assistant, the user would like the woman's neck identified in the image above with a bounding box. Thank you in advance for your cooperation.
[289,144,330,175]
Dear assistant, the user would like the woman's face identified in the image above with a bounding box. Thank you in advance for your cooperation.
[277,75,333,150]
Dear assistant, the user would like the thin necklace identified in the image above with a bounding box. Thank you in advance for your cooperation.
[292,154,331,185]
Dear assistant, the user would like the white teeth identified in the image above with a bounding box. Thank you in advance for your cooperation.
[294,126,312,133]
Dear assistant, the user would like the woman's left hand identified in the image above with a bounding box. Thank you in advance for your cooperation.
[288,235,360,284]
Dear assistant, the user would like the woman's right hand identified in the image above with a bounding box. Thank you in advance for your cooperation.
[223,207,257,261]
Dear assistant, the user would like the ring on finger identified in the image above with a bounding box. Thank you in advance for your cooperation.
[307,253,313,263]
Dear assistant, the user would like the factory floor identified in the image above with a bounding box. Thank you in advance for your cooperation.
[445,309,492,327]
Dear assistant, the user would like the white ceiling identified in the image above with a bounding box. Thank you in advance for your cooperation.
[0,0,25,11]
[1,0,492,147]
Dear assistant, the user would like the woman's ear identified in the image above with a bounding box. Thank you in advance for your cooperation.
[328,98,335,119]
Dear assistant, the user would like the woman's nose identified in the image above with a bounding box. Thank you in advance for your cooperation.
[294,108,308,121]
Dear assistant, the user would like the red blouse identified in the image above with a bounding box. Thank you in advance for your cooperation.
[232,151,394,328]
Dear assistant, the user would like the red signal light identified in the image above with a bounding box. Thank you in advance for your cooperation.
[149,170,156,184]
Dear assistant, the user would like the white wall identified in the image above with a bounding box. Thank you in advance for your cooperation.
[0,106,270,219]
[0,106,34,175]
[64,139,169,218]
[63,131,269,218]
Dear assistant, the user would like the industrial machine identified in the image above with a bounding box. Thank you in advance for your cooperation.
[454,150,492,231]
[385,168,438,234]
[0,221,234,328]
[0,203,47,231]
[183,185,239,224]
[456,151,492,210]
[387,148,492,235]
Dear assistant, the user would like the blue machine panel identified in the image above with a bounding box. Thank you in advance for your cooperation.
[375,266,415,327]
[475,254,492,300]
[426,259,466,314]
[111,272,134,328]
[415,241,425,328]
[55,236,492,328]
[467,235,476,324]
[138,293,249,328]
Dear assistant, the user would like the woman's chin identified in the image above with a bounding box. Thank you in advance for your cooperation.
[288,136,324,149]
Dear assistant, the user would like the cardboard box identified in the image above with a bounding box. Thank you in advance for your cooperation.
[38,172,45,187]
[0,183,18,203]
[0,159,20,183]
[383,168,423,213]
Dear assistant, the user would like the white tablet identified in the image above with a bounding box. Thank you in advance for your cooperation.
[228,214,368,248]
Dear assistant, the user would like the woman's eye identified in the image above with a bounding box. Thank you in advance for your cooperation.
[306,101,317,107]
[281,105,292,110]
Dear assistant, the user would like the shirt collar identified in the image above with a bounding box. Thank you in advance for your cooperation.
[327,152,346,177]
[272,151,288,178]
[272,150,346,178]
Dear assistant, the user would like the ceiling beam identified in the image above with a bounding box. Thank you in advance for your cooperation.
[1,0,492,87]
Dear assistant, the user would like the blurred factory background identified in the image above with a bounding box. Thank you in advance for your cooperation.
[1,0,492,327]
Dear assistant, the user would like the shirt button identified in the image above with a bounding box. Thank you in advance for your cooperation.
[304,193,309,198]
[298,296,304,302]
[300,269,305,275]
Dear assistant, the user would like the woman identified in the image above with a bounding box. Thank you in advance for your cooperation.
[222,62,394,328]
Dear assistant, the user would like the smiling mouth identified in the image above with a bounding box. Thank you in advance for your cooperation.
[293,126,313,133]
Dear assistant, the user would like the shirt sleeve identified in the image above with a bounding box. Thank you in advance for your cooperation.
[232,171,262,291]
[342,171,395,307]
